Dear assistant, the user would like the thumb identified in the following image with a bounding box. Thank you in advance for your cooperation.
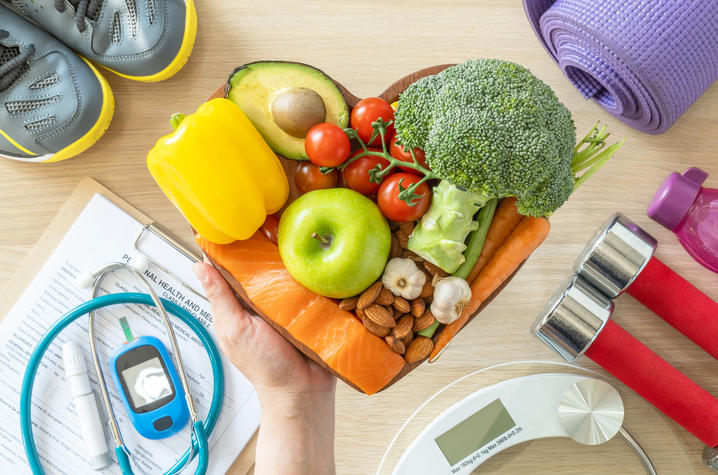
[193,262,253,342]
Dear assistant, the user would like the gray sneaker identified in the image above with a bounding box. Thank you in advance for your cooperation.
[3,0,197,82]
[0,3,113,162]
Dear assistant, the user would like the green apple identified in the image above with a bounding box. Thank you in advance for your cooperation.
[278,188,391,298]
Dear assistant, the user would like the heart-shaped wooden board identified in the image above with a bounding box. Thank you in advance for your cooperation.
[200,64,525,393]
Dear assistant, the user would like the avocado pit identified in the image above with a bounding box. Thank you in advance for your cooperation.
[271,88,326,138]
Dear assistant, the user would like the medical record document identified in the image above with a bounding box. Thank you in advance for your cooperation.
[0,194,260,474]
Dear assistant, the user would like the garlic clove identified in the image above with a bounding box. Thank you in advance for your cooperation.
[382,257,427,300]
[430,276,472,324]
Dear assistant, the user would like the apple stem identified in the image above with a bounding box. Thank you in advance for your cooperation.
[312,232,332,248]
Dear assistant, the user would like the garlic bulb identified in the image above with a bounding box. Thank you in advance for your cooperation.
[431,277,472,324]
[382,258,426,300]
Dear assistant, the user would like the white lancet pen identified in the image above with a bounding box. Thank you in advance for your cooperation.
[62,342,112,470]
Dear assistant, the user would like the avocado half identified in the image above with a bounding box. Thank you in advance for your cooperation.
[226,61,349,160]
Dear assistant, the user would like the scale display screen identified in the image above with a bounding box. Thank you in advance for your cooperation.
[434,399,516,466]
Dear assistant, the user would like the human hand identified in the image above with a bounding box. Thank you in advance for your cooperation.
[194,262,336,475]
[192,262,336,401]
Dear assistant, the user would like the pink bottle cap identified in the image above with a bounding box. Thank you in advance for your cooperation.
[648,167,708,230]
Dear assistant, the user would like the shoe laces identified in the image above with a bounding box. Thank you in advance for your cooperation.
[55,0,104,33]
[0,29,34,91]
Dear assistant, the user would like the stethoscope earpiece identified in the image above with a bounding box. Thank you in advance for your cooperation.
[75,271,96,290]
[129,254,150,274]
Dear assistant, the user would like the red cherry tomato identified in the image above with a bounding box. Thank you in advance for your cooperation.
[304,123,351,167]
[350,97,395,147]
[342,149,392,195]
[295,162,338,194]
[260,213,280,244]
[377,173,432,222]
[390,135,428,172]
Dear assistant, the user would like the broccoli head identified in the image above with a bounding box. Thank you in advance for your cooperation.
[394,59,577,217]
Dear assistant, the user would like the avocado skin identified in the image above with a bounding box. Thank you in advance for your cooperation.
[226,61,350,160]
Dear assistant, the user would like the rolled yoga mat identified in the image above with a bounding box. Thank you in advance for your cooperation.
[523,0,718,134]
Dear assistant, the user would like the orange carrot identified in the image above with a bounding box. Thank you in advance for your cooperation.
[467,197,522,283]
[429,215,550,362]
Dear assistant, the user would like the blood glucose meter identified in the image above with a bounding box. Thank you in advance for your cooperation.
[109,335,189,439]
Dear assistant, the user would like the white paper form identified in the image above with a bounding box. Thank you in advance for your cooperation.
[0,194,260,474]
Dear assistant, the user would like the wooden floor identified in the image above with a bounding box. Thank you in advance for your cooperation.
[1,1,716,473]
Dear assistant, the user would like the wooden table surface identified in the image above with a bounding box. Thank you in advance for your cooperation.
[2,1,717,473]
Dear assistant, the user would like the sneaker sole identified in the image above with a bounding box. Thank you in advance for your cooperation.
[104,0,198,83]
[0,58,115,163]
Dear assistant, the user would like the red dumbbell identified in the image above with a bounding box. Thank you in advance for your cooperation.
[534,213,718,449]
[574,213,718,360]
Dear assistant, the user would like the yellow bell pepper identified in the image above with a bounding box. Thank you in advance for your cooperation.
[147,98,289,244]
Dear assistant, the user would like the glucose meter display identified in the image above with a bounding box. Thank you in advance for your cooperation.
[122,358,172,407]
[434,399,516,466]
[117,344,176,413]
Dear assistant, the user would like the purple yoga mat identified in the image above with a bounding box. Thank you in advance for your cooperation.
[523,0,718,134]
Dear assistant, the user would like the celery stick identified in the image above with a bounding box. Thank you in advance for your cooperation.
[453,198,498,279]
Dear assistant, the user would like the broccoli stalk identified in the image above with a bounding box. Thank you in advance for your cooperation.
[407,181,489,273]
[405,121,623,273]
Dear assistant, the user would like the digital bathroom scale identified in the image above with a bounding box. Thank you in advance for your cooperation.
[377,361,695,474]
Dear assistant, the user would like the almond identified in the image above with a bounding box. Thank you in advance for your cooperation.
[339,297,358,311]
[400,332,414,348]
[365,304,395,328]
[356,307,365,319]
[363,316,390,337]
[390,235,402,258]
[375,288,394,306]
[385,335,406,355]
[392,315,414,340]
[405,336,434,363]
[413,311,435,332]
[399,221,415,236]
[406,254,424,263]
[403,249,423,262]
[393,308,403,320]
[357,281,382,310]
[420,279,434,298]
[423,260,448,278]
[396,229,409,248]
[411,299,425,318]
[392,296,411,314]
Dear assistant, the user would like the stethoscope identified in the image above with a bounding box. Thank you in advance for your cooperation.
[19,261,224,474]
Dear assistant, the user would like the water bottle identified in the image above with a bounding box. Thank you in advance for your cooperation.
[648,167,718,273]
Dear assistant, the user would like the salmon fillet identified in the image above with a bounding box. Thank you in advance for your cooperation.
[198,232,406,394]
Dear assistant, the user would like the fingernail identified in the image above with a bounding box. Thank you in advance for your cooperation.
[193,262,209,285]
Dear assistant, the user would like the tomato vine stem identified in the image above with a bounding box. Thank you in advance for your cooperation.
[322,119,437,205]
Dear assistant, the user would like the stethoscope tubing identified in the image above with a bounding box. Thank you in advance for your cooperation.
[20,292,224,475]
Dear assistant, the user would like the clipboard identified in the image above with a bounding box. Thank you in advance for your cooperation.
[0,177,257,475]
